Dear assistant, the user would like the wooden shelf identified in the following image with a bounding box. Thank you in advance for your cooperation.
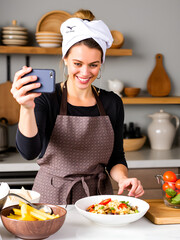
[122,97,180,104]
[0,46,132,56]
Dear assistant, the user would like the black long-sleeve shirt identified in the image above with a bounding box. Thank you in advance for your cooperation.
[16,83,127,172]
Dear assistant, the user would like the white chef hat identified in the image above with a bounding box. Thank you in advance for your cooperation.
[60,18,113,63]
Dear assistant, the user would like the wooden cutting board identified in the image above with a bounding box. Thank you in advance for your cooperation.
[145,199,180,225]
[0,56,20,125]
[147,53,171,97]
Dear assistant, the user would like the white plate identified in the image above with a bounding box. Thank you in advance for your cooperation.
[75,195,149,227]
[3,35,28,40]
[38,43,61,48]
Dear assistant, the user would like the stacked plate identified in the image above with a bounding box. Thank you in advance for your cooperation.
[35,31,62,47]
[2,20,28,46]
[35,10,71,48]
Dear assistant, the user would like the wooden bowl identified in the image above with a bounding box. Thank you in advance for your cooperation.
[0,204,67,240]
[123,136,146,152]
[110,30,124,49]
[124,87,140,97]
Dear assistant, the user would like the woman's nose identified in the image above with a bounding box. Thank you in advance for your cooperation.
[81,66,89,76]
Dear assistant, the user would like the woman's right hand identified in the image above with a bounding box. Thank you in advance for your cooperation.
[11,66,41,109]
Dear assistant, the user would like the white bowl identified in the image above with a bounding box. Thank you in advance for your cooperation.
[75,195,149,227]
[3,189,40,208]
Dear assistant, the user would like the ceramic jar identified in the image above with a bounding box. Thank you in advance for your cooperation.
[108,79,124,96]
[147,109,179,150]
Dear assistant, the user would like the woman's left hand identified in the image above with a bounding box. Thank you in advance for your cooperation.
[117,177,144,198]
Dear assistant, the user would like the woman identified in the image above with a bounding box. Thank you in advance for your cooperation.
[11,10,144,204]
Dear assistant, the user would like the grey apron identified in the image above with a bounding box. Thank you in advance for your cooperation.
[33,81,114,204]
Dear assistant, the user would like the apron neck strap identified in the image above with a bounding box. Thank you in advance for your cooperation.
[60,81,106,116]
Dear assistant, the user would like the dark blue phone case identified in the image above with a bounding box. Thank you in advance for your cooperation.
[24,69,55,93]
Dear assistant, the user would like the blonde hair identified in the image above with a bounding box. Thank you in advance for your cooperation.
[72,9,95,21]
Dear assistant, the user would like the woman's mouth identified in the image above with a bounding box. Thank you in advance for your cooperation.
[76,76,91,84]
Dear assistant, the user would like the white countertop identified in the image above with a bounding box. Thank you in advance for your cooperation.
[0,146,180,172]
[0,205,180,240]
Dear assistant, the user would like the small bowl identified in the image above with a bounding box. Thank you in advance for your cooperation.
[156,174,180,209]
[110,30,124,49]
[0,204,67,240]
[124,87,140,97]
[3,189,40,208]
[123,136,146,152]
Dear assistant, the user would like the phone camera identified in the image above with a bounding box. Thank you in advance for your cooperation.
[50,71,53,78]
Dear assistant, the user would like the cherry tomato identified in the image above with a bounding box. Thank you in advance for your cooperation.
[168,182,176,190]
[99,198,111,205]
[163,171,177,182]
[166,193,172,199]
[175,179,180,190]
[162,182,170,191]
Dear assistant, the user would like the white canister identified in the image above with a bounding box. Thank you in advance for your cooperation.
[147,109,179,150]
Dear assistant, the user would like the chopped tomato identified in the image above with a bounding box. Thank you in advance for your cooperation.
[118,203,128,209]
[163,171,177,182]
[86,204,95,212]
[99,198,111,205]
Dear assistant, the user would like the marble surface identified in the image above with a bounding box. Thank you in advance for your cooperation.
[0,205,180,240]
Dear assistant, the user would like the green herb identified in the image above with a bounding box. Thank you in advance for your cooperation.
[110,207,115,210]
[99,206,104,209]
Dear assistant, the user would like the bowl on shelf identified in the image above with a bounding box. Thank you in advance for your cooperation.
[123,136,146,152]
[124,87,140,97]
[35,31,62,47]
[156,173,180,209]
[110,30,124,49]
[0,204,67,240]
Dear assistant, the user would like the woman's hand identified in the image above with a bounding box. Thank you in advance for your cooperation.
[11,66,41,109]
[118,177,144,198]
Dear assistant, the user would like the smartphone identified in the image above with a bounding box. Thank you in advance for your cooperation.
[24,69,55,93]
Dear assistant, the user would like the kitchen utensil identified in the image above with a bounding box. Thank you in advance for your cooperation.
[8,193,52,214]
[123,136,146,152]
[108,79,124,96]
[156,174,180,209]
[75,195,149,226]
[0,118,8,151]
[145,199,180,224]
[1,204,67,240]
[124,87,140,97]
[36,10,71,33]
[148,109,179,150]
[4,189,40,208]
[147,53,171,96]
[110,30,124,49]
[0,56,20,125]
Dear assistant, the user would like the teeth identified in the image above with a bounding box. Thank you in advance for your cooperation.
[78,77,89,82]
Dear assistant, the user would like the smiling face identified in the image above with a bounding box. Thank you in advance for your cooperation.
[64,43,102,91]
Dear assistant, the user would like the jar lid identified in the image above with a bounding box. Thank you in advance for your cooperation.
[2,20,27,32]
[149,109,171,119]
